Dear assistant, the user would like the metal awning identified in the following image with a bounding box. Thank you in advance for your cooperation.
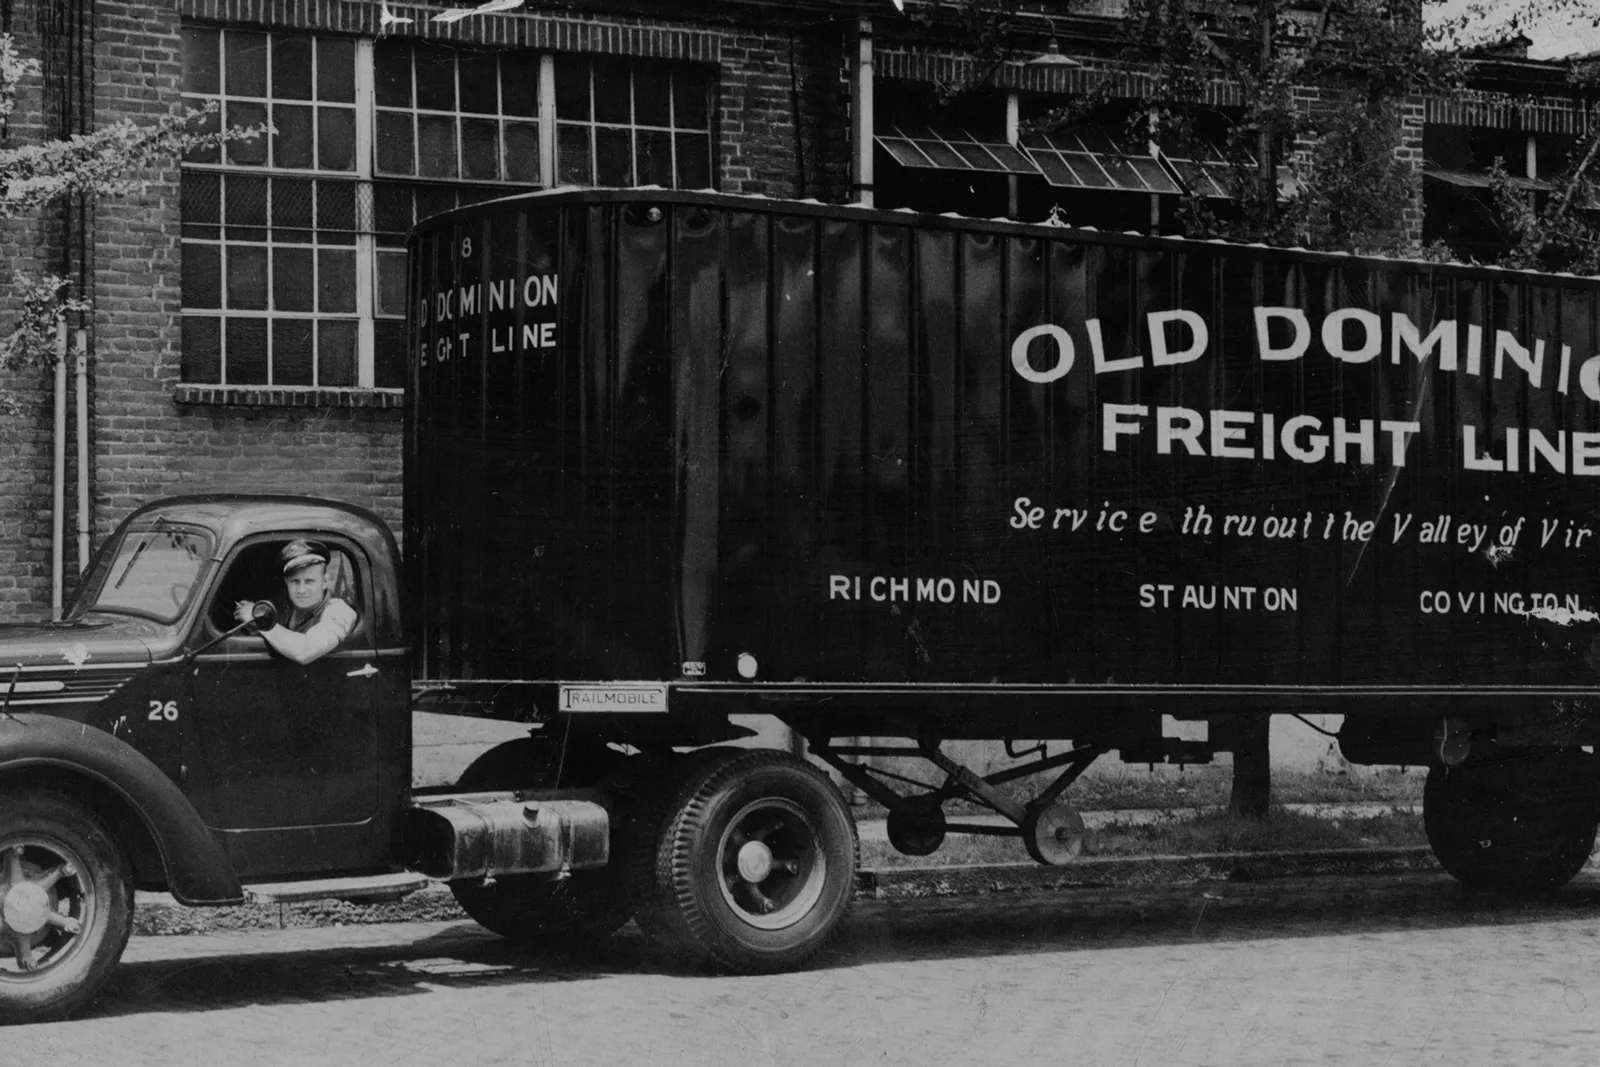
[1423,166,1553,192]
[877,118,1257,200]
[1024,127,1181,194]
[1153,140,1251,199]
[1023,126,1248,199]
[875,123,1041,176]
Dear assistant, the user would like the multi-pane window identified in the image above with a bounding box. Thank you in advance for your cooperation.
[180,25,716,392]
[180,173,362,386]
[183,31,357,171]
[375,41,541,183]
[182,29,375,388]
[556,59,713,189]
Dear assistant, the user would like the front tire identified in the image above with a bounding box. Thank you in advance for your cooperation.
[644,751,858,973]
[0,789,134,1025]
[1424,757,1598,893]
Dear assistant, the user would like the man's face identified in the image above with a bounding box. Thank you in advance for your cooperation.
[285,563,330,610]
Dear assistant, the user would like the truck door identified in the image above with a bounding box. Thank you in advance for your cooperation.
[186,535,387,879]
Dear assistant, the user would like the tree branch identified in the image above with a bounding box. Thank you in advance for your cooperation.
[1551,119,1600,228]
[1172,0,1257,94]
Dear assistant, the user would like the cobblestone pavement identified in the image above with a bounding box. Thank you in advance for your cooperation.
[13,870,1600,1066]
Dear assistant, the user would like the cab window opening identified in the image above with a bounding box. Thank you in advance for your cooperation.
[207,539,367,641]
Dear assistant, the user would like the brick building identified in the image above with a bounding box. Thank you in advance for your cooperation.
[0,1,1592,619]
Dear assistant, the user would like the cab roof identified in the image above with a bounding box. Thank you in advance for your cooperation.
[122,495,396,558]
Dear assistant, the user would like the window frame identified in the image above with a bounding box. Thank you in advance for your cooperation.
[202,533,373,644]
[182,28,381,389]
[179,23,718,394]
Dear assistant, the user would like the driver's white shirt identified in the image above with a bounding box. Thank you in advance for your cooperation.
[261,598,358,665]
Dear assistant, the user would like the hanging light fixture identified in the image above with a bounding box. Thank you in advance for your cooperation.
[1026,38,1081,66]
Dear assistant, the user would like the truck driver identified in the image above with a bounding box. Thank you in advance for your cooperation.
[234,539,359,665]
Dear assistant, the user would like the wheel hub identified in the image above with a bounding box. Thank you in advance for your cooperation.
[736,840,775,882]
[2,881,52,936]
[717,797,831,932]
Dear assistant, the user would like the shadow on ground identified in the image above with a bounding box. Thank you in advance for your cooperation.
[92,870,1600,1020]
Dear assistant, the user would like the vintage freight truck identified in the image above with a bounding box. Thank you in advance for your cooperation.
[4,188,1600,1022]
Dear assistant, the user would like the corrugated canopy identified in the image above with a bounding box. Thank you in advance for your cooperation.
[1025,126,1181,194]
[878,118,1258,199]
[1023,125,1249,199]
[875,123,1040,176]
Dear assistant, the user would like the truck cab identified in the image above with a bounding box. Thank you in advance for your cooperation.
[0,496,419,1020]
[0,485,852,1029]
[35,496,410,875]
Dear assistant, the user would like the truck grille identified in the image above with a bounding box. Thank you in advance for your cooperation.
[0,665,140,708]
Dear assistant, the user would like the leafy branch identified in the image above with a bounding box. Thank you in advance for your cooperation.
[0,31,261,402]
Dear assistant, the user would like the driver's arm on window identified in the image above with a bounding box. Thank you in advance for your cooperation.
[256,601,358,665]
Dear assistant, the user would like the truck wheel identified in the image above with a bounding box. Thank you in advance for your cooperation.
[0,789,134,1025]
[646,752,858,973]
[449,874,630,945]
[617,747,751,941]
[453,734,619,792]
[1424,759,1598,893]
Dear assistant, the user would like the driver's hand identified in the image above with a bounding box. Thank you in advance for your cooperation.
[233,600,255,627]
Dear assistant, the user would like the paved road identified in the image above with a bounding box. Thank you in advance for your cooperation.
[15,870,1600,1066]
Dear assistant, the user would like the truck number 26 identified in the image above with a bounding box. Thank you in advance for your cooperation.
[147,700,179,722]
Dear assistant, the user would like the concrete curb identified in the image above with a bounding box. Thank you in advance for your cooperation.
[131,846,1439,937]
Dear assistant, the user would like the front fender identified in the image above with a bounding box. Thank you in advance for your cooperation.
[0,713,243,905]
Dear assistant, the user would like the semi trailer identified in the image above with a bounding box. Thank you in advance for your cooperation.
[5,188,1600,1022]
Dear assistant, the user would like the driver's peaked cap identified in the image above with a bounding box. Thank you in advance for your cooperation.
[280,539,330,576]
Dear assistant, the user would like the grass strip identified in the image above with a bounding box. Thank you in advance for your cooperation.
[863,805,1428,869]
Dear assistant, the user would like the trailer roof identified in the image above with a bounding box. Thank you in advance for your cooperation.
[411,185,1600,289]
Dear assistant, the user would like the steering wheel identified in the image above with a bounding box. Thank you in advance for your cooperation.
[169,583,190,610]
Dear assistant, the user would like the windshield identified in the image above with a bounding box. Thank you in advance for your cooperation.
[72,523,213,624]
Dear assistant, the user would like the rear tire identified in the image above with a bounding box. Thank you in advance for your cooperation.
[617,747,751,941]
[448,735,631,946]
[642,751,858,973]
[449,873,630,945]
[1424,756,1598,893]
[452,734,620,793]
[0,789,134,1025]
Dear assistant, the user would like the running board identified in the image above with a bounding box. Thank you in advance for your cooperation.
[243,872,433,904]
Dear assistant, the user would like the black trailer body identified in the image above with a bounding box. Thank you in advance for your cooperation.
[406,189,1600,743]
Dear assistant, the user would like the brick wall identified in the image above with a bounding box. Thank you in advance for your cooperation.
[1397,94,1425,248]
[0,1,84,619]
[92,1,405,563]
[718,26,851,200]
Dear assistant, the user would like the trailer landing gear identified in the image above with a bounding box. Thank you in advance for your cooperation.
[809,735,1103,867]
[1022,803,1087,865]
[884,797,946,857]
